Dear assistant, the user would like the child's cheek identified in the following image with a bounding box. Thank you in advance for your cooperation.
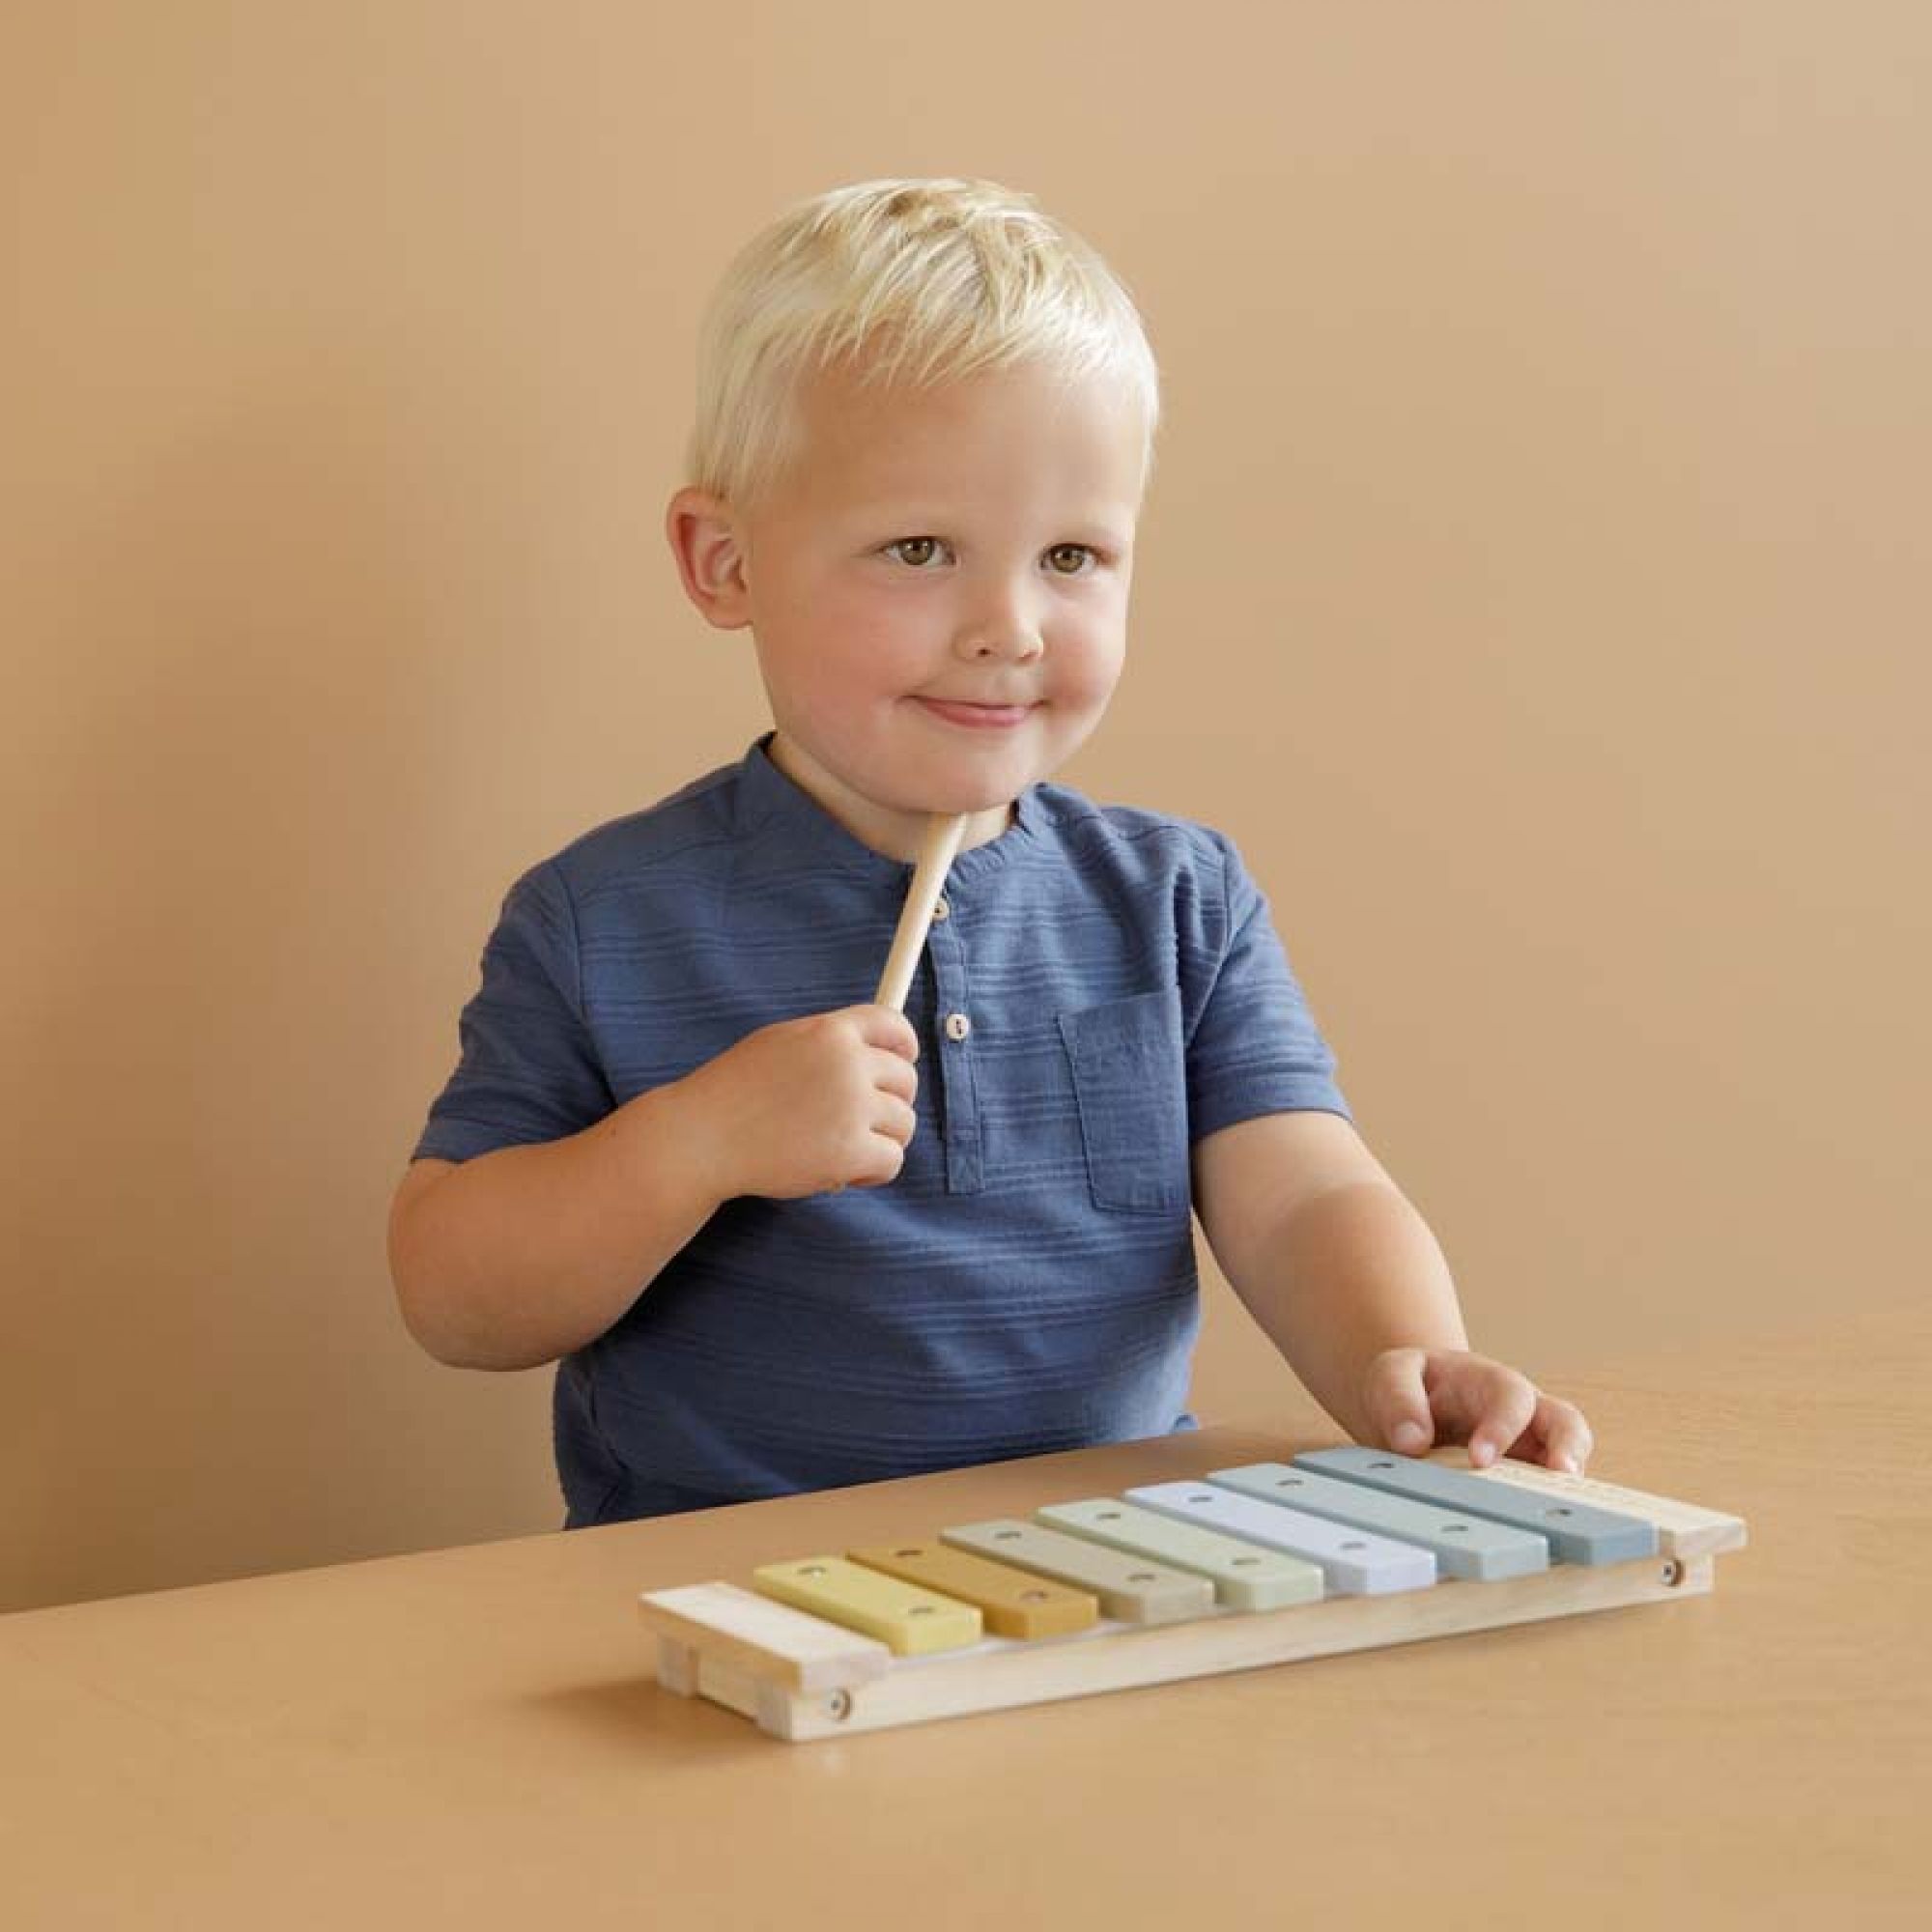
[1055,639,1126,714]
[822,593,913,677]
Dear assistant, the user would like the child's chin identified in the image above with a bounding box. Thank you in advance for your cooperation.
[848,736,1057,821]
[890,774,1026,819]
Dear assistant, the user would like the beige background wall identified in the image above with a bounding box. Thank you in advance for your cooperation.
[3,3,1925,1613]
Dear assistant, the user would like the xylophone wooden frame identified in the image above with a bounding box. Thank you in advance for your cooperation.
[636,1458,1747,1742]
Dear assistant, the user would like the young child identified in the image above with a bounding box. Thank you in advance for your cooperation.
[388,177,1593,1528]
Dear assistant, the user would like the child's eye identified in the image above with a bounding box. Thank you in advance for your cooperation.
[882,538,1102,575]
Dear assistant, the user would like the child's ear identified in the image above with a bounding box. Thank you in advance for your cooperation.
[665,487,753,630]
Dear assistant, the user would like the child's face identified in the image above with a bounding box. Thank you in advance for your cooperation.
[674,355,1146,859]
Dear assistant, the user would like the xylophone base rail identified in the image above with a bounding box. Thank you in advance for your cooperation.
[649,1550,1715,1742]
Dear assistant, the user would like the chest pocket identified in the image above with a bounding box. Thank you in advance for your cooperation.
[1057,987,1191,1215]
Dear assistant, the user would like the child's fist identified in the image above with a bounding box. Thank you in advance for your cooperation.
[1359,1346,1594,1473]
[677,1004,921,1201]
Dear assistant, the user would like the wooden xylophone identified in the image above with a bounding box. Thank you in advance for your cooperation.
[636,1445,1747,1741]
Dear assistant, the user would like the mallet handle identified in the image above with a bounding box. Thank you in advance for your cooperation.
[873,813,968,1012]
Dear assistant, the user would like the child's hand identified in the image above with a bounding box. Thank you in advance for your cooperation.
[676,1004,921,1200]
[1359,1346,1594,1473]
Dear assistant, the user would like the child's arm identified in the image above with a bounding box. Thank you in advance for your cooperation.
[1191,1111,1594,1471]
[388,1005,920,1372]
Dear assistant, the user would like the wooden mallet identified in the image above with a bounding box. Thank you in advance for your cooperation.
[873,812,969,1011]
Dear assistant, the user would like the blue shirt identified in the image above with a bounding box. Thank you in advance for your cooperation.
[413,737,1350,1525]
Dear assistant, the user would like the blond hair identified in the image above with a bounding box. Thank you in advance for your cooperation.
[683,177,1161,512]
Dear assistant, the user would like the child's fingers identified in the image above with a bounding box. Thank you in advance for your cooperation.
[868,1049,919,1104]
[851,1004,920,1060]
[1360,1347,1435,1457]
[1529,1395,1594,1474]
[1464,1370,1540,1469]
[847,1135,909,1189]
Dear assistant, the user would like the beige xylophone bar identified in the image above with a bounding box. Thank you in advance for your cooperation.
[636,1444,1747,1742]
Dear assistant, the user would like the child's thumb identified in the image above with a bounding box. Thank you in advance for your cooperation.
[1361,1347,1435,1457]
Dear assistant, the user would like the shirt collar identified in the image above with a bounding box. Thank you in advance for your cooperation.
[734,733,1044,889]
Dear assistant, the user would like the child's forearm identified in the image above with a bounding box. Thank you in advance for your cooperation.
[388,1084,724,1373]
[1230,1179,1469,1446]
[392,1002,922,1373]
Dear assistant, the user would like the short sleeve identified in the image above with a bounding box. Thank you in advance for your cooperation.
[1182,832,1351,1141]
[412,860,616,1163]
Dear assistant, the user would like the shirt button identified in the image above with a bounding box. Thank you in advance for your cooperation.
[944,1011,972,1042]
[930,895,951,922]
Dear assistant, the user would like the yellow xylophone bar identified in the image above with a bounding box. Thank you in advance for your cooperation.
[636,1450,1746,1741]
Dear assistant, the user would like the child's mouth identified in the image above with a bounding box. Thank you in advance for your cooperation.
[914,697,1035,730]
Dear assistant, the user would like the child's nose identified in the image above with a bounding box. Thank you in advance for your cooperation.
[952,570,1047,664]
[955,621,1044,664]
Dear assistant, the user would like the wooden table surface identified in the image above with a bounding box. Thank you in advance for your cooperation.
[4,1303,1926,1930]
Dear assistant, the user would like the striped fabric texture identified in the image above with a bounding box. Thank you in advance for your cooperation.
[414,738,1350,1525]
